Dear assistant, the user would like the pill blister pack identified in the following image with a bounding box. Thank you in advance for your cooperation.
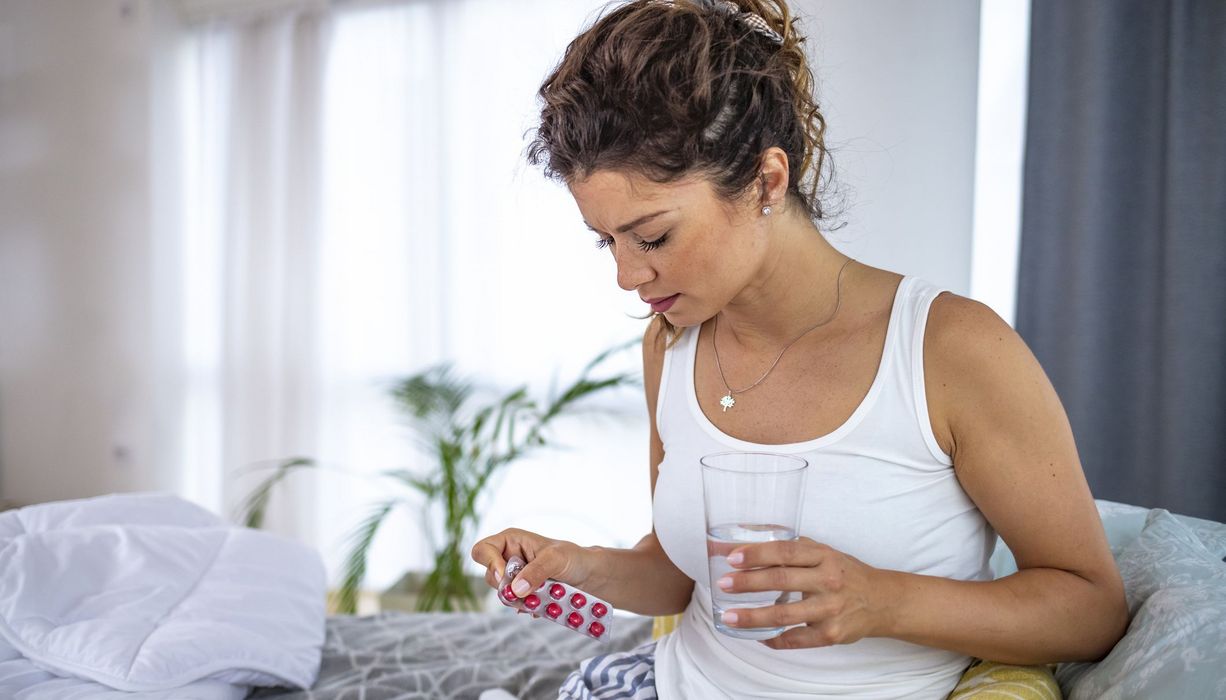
[496,555,612,642]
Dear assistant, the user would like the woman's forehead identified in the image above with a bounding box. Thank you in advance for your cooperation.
[570,170,711,206]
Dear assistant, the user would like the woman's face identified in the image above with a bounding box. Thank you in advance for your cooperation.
[568,170,767,327]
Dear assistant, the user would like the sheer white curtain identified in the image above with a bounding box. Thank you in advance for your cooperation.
[180,9,333,546]
[179,0,652,591]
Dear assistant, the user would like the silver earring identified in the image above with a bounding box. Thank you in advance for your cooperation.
[761,206,772,216]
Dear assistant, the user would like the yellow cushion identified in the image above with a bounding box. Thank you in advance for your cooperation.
[650,616,1061,699]
[651,613,681,639]
[948,660,1061,699]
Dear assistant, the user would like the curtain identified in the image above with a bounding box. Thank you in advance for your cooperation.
[180,0,651,590]
[1016,0,1226,520]
[182,10,334,544]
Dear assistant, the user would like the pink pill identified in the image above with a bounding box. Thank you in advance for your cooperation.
[588,621,605,638]
[502,585,518,602]
[545,603,563,619]
[590,602,608,618]
[549,583,566,600]
[523,594,541,611]
[567,612,584,628]
[570,593,587,609]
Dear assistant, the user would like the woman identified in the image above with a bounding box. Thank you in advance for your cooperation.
[472,1,1128,697]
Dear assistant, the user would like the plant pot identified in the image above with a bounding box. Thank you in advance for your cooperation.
[379,570,492,612]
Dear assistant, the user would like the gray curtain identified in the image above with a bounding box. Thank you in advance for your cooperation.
[1016,1,1226,521]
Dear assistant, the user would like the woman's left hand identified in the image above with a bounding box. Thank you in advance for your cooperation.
[717,537,896,650]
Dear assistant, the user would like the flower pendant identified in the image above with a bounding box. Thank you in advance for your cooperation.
[719,393,736,412]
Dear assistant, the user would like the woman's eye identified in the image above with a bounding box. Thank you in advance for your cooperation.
[593,231,669,252]
[637,232,669,252]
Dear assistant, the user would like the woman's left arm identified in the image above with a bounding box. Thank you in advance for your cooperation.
[720,294,1129,664]
[880,293,1128,663]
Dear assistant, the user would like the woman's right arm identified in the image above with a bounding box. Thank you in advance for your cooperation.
[579,318,694,615]
[471,319,694,616]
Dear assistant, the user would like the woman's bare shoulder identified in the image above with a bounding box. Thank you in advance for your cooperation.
[923,291,1048,457]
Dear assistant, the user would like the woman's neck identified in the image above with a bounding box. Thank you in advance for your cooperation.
[715,218,854,353]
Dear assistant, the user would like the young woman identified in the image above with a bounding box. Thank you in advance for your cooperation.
[472,1,1127,697]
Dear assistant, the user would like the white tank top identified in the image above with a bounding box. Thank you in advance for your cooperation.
[651,276,996,699]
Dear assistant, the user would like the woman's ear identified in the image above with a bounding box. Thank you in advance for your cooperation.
[758,146,791,210]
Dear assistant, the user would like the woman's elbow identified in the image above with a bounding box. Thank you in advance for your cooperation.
[1078,573,1130,662]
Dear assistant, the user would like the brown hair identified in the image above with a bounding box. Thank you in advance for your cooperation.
[525,0,838,347]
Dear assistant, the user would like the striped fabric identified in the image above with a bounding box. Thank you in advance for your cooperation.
[557,641,659,699]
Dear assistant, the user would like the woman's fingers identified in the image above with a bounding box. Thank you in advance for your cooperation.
[717,564,817,596]
[727,537,828,570]
[510,545,569,597]
[470,539,508,584]
[472,529,581,596]
[719,597,817,631]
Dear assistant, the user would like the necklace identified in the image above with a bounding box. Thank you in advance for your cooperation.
[712,257,853,412]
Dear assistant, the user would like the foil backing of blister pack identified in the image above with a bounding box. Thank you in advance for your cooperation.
[496,555,612,642]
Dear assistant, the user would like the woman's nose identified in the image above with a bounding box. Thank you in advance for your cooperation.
[614,249,654,292]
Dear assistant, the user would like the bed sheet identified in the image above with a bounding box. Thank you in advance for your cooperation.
[249,611,655,700]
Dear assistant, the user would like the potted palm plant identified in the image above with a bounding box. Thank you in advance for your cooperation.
[237,340,639,613]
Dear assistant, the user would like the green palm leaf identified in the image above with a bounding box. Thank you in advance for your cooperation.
[236,457,316,529]
[240,338,642,613]
[336,499,398,615]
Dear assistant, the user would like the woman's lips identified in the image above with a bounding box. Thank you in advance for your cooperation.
[647,293,680,313]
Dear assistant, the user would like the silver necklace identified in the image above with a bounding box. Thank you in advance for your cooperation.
[712,257,853,412]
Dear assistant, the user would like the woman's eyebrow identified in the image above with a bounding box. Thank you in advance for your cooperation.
[584,209,673,234]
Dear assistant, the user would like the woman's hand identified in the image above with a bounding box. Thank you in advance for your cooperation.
[470,528,592,599]
[717,537,896,650]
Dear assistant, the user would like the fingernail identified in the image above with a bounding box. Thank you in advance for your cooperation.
[512,579,530,596]
[495,569,503,582]
[717,576,733,590]
[727,552,744,565]
[721,611,738,625]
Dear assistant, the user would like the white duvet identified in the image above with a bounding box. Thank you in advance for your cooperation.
[0,492,326,698]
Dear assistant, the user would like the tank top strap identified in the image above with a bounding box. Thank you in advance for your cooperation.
[883,276,953,466]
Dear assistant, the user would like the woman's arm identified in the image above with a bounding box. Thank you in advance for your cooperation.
[718,294,1128,664]
[500,319,693,616]
[875,293,1128,663]
[584,318,693,615]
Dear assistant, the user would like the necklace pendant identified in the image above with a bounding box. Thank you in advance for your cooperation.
[719,393,736,412]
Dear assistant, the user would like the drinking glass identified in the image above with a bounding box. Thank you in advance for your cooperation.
[701,451,808,640]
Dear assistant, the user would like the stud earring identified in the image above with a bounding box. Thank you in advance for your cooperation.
[761,206,772,216]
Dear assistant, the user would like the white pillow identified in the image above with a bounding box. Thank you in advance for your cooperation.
[1055,509,1226,699]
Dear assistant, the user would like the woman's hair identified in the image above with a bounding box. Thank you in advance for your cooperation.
[525,0,838,347]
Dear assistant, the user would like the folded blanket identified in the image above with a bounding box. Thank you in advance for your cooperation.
[0,492,325,695]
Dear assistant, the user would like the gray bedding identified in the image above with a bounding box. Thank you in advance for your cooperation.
[248,611,655,700]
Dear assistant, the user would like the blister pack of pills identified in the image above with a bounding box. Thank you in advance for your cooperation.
[496,555,612,642]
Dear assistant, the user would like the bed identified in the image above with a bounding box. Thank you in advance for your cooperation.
[248,611,654,700]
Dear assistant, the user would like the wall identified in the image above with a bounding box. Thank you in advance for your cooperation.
[804,0,981,294]
[0,0,184,504]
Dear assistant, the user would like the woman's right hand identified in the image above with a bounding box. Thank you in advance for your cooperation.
[470,528,594,599]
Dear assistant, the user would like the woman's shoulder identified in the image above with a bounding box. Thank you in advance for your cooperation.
[923,289,1048,454]
[925,290,1016,357]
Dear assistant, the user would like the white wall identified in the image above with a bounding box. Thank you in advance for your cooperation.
[0,0,984,540]
[803,0,981,294]
[0,0,184,504]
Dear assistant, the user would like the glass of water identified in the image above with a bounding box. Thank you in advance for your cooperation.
[701,451,808,640]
